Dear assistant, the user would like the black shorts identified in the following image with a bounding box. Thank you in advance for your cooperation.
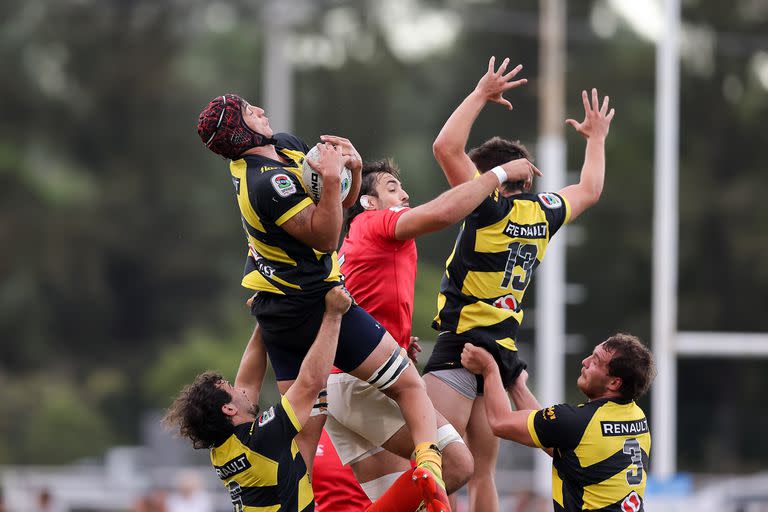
[424,332,527,394]
[251,290,386,381]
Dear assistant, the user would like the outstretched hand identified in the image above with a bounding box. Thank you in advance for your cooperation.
[474,56,528,110]
[566,88,615,141]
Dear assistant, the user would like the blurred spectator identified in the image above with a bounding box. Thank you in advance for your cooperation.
[36,489,63,512]
[166,471,212,512]
[132,488,168,512]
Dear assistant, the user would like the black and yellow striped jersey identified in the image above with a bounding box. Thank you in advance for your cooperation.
[229,133,342,296]
[432,188,570,351]
[211,395,314,512]
[527,398,651,512]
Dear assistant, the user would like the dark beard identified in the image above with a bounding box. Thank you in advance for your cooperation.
[247,403,261,417]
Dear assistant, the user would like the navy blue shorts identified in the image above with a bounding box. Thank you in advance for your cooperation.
[424,332,527,394]
[251,290,386,381]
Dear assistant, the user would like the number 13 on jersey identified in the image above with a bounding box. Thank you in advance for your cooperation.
[501,242,539,291]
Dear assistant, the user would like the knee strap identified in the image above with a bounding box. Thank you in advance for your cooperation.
[367,347,409,391]
[437,424,464,451]
[310,388,328,417]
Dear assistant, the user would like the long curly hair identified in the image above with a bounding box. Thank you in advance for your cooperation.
[162,371,235,449]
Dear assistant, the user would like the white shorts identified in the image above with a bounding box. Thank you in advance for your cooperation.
[325,372,406,465]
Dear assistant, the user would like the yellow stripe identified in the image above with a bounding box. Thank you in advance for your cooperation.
[582,471,646,509]
[210,436,279,487]
[462,270,526,300]
[298,472,314,510]
[433,290,448,326]
[575,402,650,466]
[241,272,286,294]
[561,194,572,225]
[248,236,296,266]
[527,410,543,448]
[456,301,523,335]
[276,197,313,227]
[231,159,266,233]
[281,395,302,431]
[280,148,306,168]
[324,252,343,282]
[552,467,564,506]
[243,505,280,512]
[495,337,518,351]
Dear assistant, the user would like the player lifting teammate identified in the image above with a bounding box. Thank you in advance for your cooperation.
[196,94,448,507]
[423,57,615,511]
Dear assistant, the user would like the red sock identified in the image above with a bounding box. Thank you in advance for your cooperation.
[366,469,423,512]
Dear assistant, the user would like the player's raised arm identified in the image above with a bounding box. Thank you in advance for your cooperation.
[234,324,268,404]
[461,343,537,447]
[433,57,528,187]
[393,158,540,240]
[284,286,352,427]
[282,143,345,253]
[559,88,615,221]
[321,134,363,210]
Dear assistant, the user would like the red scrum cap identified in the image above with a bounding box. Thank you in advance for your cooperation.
[197,94,276,159]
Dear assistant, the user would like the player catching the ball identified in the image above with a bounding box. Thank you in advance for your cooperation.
[196,94,451,508]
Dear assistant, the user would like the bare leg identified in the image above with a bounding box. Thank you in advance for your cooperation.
[349,334,438,457]
[465,396,500,512]
[423,373,473,438]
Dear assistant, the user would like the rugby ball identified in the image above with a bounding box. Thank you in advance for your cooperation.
[301,144,353,203]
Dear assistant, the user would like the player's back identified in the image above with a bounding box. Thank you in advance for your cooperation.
[433,191,570,351]
[530,398,650,511]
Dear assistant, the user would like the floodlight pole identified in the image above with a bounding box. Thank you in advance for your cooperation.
[262,0,296,131]
[534,0,567,498]
[651,0,681,480]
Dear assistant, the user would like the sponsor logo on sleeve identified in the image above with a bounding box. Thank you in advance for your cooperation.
[258,406,276,426]
[538,192,562,209]
[271,173,297,197]
[541,406,557,421]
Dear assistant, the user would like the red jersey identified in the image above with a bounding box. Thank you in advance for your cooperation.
[339,207,417,349]
[312,429,371,511]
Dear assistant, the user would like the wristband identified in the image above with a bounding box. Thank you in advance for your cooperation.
[490,166,507,185]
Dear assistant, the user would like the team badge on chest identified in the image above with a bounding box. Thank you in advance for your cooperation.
[271,174,297,197]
